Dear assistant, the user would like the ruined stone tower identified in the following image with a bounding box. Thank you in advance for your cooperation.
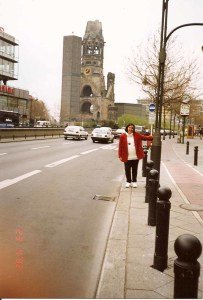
[60,20,116,124]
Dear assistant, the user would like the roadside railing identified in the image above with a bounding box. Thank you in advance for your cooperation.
[0,128,64,142]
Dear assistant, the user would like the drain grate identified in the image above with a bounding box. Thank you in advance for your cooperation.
[180,204,203,211]
[93,195,116,202]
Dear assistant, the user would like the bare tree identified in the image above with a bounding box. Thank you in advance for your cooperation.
[126,32,201,118]
[30,98,50,122]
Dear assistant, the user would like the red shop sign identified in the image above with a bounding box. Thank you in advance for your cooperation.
[0,85,14,94]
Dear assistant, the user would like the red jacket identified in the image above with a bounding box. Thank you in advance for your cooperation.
[118,132,153,162]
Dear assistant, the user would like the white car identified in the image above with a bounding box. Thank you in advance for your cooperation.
[64,125,88,140]
[91,128,114,143]
[115,128,126,137]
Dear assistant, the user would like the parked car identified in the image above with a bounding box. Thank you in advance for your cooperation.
[134,125,146,134]
[111,129,120,139]
[91,127,114,143]
[63,125,88,140]
[115,128,126,138]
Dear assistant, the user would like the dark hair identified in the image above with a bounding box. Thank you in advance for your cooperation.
[125,123,135,133]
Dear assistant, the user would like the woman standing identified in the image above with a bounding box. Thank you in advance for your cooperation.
[118,123,153,188]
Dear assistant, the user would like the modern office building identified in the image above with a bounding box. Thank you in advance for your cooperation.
[0,27,30,126]
[115,102,148,119]
[60,35,82,122]
[60,20,116,124]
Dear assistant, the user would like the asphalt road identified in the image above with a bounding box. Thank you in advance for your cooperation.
[0,137,124,298]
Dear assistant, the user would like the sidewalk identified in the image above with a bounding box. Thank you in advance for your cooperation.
[96,136,203,299]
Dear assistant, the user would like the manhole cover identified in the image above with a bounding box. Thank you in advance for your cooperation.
[180,204,203,211]
[93,195,116,202]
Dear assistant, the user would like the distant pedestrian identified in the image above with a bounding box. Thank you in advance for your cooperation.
[200,127,203,140]
[118,123,153,188]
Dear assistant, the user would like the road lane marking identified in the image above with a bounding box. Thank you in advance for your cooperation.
[31,146,50,150]
[99,143,118,150]
[0,170,42,190]
[0,153,7,156]
[45,155,79,168]
[80,149,98,155]
[62,141,74,145]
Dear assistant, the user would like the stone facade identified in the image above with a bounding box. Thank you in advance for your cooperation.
[60,20,116,124]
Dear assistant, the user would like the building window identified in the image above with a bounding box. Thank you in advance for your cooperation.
[81,101,91,113]
[0,95,7,109]
[81,85,93,97]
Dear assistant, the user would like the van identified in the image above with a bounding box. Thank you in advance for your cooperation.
[35,120,50,127]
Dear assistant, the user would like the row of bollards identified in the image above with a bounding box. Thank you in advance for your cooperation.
[147,169,159,226]
[145,160,154,203]
[174,234,202,299]
[142,152,202,298]
[185,141,199,166]
[152,186,172,272]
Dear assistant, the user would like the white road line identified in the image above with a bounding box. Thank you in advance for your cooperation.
[162,162,203,225]
[45,155,79,168]
[63,142,74,145]
[0,170,42,190]
[31,146,50,150]
[172,143,203,177]
[100,145,117,150]
[0,153,7,156]
[80,149,98,155]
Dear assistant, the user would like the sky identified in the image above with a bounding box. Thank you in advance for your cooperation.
[0,0,203,119]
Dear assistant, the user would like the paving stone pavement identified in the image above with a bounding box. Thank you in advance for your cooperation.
[96,136,203,299]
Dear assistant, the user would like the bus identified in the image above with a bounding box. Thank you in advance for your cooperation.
[0,110,19,127]
[34,120,51,127]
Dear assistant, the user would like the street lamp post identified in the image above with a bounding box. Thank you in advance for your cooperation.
[150,0,169,175]
[151,0,203,176]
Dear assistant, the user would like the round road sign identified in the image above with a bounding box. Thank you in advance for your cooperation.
[149,103,155,112]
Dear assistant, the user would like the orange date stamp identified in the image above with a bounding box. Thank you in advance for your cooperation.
[15,227,24,271]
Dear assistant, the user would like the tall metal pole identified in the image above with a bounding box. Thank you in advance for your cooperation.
[151,1,203,176]
[151,0,169,174]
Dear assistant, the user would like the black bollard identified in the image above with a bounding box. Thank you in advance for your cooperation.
[152,186,172,272]
[148,169,159,226]
[174,234,202,299]
[186,141,189,155]
[194,146,198,166]
[145,160,154,203]
[142,149,148,177]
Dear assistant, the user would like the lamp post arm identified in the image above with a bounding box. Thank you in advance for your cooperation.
[166,23,203,43]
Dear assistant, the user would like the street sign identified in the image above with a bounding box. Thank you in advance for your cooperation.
[149,103,156,112]
[180,104,190,116]
[149,112,155,124]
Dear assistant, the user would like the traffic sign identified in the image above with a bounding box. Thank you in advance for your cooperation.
[149,103,156,112]
[149,112,155,124]
[180,104,190,116]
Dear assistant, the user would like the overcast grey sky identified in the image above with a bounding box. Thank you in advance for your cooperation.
[0,0,203,118]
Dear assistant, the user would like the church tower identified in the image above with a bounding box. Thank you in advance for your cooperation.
[80,20,115,121]
[60,20,116,124]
